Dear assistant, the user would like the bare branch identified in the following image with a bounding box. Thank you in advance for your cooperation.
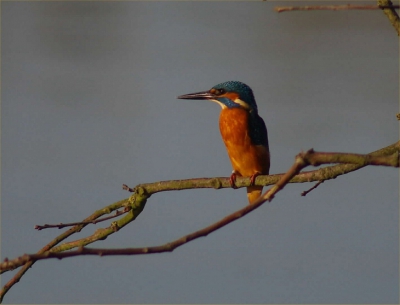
[0,198,130,301]
[378,0,400,35]
[255,149,399,204]
[1,141,398,302]
[274,1,400,35]
[0,143,398,271]
[275,4,400,13]
[0,201,265,265]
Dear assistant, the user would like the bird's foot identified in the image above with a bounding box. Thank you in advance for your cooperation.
[229,171,238,189]
[249,172,261,186]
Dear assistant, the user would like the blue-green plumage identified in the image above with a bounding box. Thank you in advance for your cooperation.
[212,81,259,112]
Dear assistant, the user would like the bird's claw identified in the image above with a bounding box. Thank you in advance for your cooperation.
[229,172,238,189]
[249,172,260,186]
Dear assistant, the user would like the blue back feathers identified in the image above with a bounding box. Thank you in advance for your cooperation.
[248,111,269,147]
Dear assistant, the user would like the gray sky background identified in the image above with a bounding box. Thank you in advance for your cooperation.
[2,1,399,303]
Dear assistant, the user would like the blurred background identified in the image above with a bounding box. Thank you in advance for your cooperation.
[2,1,399,303]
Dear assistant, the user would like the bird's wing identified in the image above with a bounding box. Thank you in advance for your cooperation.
[248,112,269,148]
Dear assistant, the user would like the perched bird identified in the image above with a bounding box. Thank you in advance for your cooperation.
[178,81,270,204]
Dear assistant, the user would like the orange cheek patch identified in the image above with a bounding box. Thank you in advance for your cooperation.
[221,92,239,101]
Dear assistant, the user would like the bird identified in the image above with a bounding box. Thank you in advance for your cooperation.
[178,81,270,204]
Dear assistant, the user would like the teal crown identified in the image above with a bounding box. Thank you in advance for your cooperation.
[212,81,258,112]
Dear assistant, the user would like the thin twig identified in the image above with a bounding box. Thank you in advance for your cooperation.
[275,4,399,13]
[122,184,134,192]
[274,1,400,35]
[301,180,324,196]
[35,207,131,230]
[0,198,129,302]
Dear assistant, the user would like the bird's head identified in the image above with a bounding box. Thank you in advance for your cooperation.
[178,81,258,112]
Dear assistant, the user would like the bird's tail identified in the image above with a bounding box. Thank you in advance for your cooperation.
[246,185,263,204]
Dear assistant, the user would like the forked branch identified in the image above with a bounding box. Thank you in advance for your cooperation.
[0,142,398,274]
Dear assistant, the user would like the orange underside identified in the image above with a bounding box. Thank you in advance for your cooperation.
[219,107,270,204]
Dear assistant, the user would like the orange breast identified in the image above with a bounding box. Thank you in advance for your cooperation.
[219,108,270,177]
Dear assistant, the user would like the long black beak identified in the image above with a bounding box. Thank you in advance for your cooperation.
[177,90,216,100]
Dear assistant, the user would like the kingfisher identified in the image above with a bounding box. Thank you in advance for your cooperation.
[178,81,270,204]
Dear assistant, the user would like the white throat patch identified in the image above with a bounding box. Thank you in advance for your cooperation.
[210,99,227,109]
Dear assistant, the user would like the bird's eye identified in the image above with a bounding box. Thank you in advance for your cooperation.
[217,89,225,95]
